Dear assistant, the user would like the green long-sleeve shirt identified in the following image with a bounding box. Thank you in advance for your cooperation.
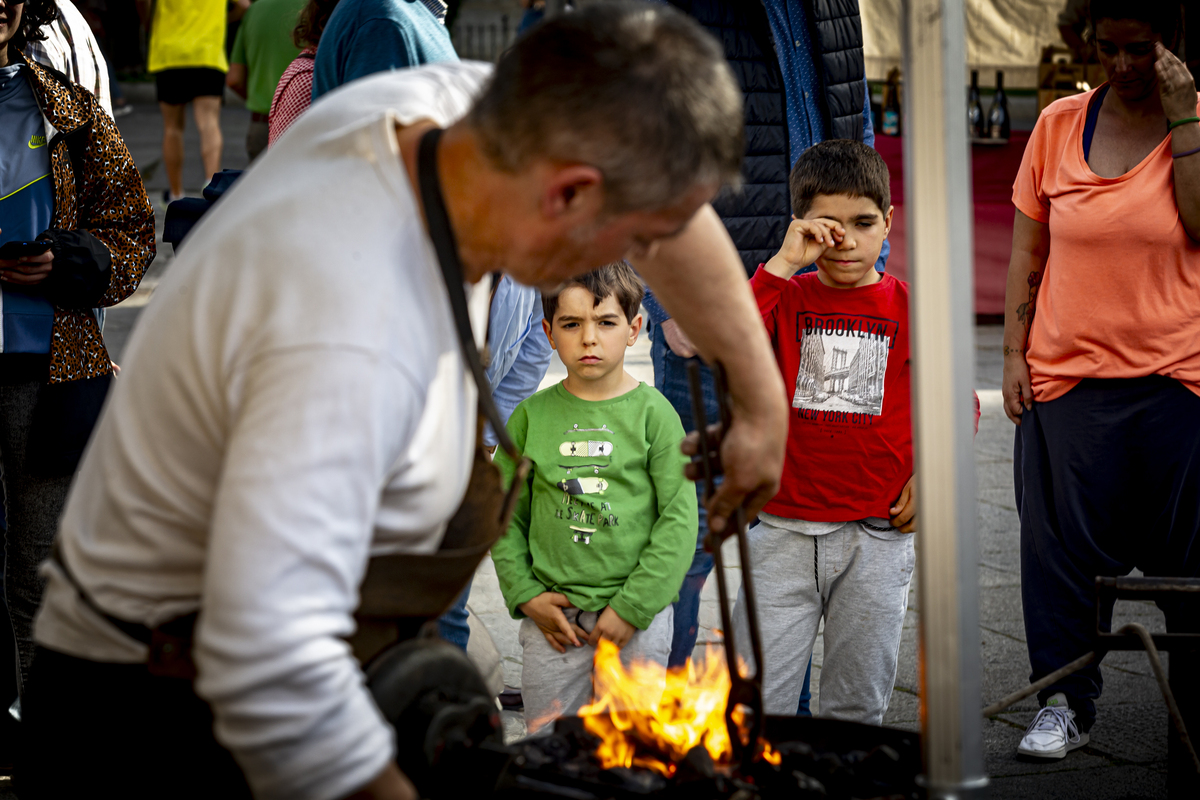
[492,382,698,630]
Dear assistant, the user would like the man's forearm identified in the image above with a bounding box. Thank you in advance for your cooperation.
[632,204,785,409]
[632,204,787,530]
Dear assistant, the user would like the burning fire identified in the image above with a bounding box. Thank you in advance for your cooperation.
[577,638,758,778]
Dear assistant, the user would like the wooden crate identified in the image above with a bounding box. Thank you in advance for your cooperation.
[1036,63,1107,112]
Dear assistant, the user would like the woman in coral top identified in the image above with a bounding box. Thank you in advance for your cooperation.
[1002,0,1200,765]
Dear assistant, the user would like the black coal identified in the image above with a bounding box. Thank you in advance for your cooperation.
[490,715,922,800]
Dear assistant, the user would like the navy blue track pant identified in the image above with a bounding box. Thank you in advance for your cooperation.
[1015,376,1200,731]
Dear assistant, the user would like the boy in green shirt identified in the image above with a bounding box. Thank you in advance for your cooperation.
[493,263,698,734]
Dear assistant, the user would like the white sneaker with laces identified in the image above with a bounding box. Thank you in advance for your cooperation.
[1016,693,1089,759]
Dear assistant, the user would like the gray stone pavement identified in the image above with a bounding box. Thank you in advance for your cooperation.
[78,99,1176,799]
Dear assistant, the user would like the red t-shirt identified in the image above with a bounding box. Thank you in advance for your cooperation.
[751,267,912,522]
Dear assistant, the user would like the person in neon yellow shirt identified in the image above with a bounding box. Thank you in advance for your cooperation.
[139,0,246,202]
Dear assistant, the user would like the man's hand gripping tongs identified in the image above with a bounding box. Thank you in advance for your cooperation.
[687,361,766,771]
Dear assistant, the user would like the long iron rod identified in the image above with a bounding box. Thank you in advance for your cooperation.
[1116,624,1200,776]
[980,652,1098,718]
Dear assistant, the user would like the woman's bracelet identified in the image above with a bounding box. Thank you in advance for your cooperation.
[1169,116,1200,130]
[1173,144,1200,160]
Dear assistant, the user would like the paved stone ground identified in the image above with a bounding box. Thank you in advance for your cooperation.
[50,95,1174,800]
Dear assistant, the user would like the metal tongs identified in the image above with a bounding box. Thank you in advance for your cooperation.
[687,361,765,771]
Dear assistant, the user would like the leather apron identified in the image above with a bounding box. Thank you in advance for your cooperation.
[57,127,531,677]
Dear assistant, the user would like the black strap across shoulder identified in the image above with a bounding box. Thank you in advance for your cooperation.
[416,127,521,461]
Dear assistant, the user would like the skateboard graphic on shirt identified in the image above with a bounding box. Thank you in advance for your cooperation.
[557,477,608,495]
[570,525,597,544]
[559,440,613,457]
[564,423,612,434]
[557,423,615,544]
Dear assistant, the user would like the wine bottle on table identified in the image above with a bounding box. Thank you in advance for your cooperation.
[987,70,1010,140]
[968,69,985,139]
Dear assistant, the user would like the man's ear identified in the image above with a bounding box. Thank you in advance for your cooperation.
[540,164,605,220]
[542,317,556,349]
[883,205,895,238]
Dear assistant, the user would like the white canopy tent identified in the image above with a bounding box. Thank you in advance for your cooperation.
[863,0,1070,85]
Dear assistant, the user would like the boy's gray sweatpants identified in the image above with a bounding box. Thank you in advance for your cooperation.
[520,606,673,735]
[732,518,915,724]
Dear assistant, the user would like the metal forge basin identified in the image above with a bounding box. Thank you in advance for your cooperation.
[490,714,923,800]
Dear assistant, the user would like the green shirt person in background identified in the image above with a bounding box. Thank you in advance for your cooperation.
[493,262,697,735]
[228,0,307,160]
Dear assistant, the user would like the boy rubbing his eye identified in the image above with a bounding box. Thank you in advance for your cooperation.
[732,139,916,724]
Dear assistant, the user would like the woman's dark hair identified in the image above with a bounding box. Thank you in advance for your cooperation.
[1087,0,1184,51]
[294,0,342,49]
[5,0,58,57]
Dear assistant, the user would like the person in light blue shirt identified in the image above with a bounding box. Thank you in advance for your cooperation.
[311,0,457,101]
[484,275,555,447]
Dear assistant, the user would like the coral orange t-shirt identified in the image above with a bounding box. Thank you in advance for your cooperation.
[1012,87,1200,402]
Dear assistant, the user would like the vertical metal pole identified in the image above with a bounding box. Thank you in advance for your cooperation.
[901,0,988,796]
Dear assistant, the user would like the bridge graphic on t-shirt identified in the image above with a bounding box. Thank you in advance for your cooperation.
[792,312,900,417]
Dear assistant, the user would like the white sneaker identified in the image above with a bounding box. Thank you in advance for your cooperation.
[1016,693,1089,759]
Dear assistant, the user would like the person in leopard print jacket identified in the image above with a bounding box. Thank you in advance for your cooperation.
[0,0,154,696]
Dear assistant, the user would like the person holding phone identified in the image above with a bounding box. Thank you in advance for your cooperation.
[0,0,155,706]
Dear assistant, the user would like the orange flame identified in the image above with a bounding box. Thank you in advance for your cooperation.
[576,639,741,777]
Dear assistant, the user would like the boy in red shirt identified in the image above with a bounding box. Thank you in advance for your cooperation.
[732,139,913,723]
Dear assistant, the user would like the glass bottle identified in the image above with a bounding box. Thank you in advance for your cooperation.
[968,69,985,139]
[987,70,1010,140]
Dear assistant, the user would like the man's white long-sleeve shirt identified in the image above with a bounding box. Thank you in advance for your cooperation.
[35,62,493,800]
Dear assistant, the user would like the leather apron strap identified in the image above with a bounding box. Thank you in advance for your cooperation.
[349,128,532,662]
[416,126,521,465]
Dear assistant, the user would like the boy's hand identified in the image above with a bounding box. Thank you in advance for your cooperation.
[889,475,917,533]
[519,593,588,654]
[764,218,845,279]
[586,606,637,649]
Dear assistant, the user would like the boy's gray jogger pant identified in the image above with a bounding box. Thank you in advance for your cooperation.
[732,518,915,724]
[520,605,673,735]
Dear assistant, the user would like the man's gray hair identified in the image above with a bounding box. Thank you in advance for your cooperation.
[467,2,744,213]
